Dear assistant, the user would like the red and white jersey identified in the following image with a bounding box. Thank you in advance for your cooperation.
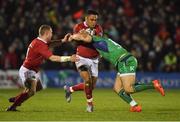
[23,37,53,72]
[73,21,103,58]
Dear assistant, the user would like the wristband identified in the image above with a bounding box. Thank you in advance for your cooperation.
[60,56,71,62]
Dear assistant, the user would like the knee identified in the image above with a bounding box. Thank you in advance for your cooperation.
[79,65,91,81]
[124,86,135,93]
[113,86,122,94]
[85,80,91,87]
[113,87,118,93]
[28,90,36,96]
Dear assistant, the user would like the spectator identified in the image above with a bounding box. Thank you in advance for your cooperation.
[163,52,177,72]
[4,45,18,69]
[0,42,6,69]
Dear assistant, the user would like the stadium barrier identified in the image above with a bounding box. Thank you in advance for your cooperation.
[0,70,180,89]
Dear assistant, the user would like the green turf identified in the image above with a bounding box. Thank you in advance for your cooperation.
[0,88,180,121]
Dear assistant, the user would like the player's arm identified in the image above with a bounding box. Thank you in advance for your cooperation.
[49,33,71,48]
[69,32,92,43]
[38,44,78,62]
[49,54,78,62]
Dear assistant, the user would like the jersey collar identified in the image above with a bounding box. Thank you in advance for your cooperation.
[37,37,47,44]
[83,21,88,27]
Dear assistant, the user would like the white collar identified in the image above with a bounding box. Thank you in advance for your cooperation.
[37,37,47,44]
[83,21,88,27]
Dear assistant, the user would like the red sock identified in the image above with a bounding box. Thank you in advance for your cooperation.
[72,83,84,91]
[14,92,24,101]
[12,92,29,107]
[87,101,93,106]
[84,84,92,100]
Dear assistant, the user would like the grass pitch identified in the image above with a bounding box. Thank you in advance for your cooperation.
[0,88,180,121]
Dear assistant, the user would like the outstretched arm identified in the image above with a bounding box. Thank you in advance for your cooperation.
[49,54,79,62]
[48,40,62,48]
[69,32,92,43]
[49,33,71,48]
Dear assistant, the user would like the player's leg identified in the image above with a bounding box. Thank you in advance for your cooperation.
[121,75,165,96]
[7,78,37,111]
[78,66,94,112]
[84,58,98,112]
[63,57,87,100]
[9,80,43,103]
[114,73,141,112]
[9,72,43,103]
[64,65,92,103]
[7,67,38,111]
[92,76,97,90]
[118,56,165,95]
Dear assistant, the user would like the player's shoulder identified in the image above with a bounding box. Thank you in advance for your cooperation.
[31,38,46,47]
[73,22,86,33]
[74,22,85,29]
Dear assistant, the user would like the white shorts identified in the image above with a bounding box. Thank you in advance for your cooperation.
[75,55,99,77]
[19,66,40,85]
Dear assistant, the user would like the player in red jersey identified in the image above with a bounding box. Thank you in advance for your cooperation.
[64,10,103,112]
[6,25,77,111]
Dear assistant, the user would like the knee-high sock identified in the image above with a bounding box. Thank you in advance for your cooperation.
[133,82,154,92]
[71,83,84,92]
[11,92,30,108]
[118,89,137,106]
[84,81,93,105]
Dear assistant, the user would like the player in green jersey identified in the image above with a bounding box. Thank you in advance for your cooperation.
[68,31,165,112]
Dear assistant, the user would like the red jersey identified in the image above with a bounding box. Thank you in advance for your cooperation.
[23,37,53,72]
[73,22,103,58]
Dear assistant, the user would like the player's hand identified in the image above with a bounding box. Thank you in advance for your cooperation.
[62,33,72,42]
[70,54,79,62]
[79,29,89,34]
[68,35,74,42]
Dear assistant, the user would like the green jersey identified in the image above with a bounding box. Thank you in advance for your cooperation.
[92,36,130,66]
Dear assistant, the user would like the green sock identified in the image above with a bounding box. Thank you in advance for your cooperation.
[118,89,133,104]
[133,82,154,92]
[118,89,138,106]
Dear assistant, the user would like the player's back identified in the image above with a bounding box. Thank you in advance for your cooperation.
[23,38,52,72]
[73,22,103,58]
[92,36,129,66]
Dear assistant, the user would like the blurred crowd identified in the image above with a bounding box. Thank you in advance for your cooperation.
[0,0,179,72]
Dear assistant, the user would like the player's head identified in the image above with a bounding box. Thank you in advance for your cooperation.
[85,10,99,28]
[38,25,52,42]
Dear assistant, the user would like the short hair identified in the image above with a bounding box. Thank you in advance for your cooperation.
[38,25,51,36]
[86,10,99,16]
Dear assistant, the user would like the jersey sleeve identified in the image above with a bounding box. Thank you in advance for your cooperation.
[38,44,53,59]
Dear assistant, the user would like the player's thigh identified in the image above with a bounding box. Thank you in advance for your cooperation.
[113,73,123,93]
[75,56,92,81]
[79,69,91,81]
[117,56,137,93]
[117,56,137,75]
[90,58,99,77]
[19,66,37,89]
[121,75,136,93]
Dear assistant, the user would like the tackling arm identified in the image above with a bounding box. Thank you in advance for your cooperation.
[69,33,92,43]
[49,33,71,48]
[49,54,77,62]
[48,40,62,48]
